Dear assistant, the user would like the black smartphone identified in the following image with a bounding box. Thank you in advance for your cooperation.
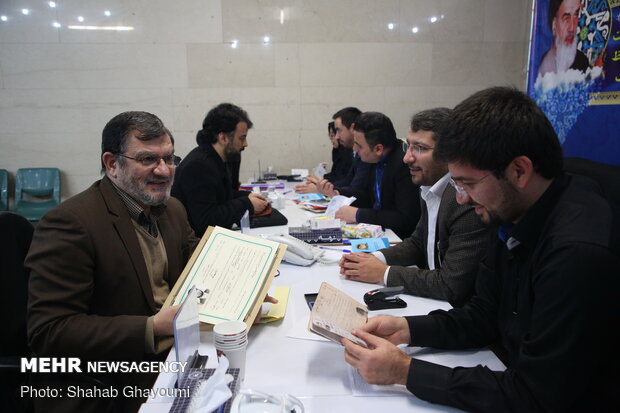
[304,293,318,310]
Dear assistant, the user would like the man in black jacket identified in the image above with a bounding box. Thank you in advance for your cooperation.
[341,87,619,412]
[334,111,420,239]
[172,103,269,236]
[323,121,352,182]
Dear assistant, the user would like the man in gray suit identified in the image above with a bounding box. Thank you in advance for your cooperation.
[339,108,489,307]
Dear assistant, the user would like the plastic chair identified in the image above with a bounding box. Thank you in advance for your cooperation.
[0,169,7,211]
[13,168,61,221]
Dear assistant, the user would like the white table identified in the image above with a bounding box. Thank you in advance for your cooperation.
[140,193,505,413]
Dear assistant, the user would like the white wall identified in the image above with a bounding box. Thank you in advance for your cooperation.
[0,0,533,198]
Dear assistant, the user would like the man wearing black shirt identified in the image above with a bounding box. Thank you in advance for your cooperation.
[342,87,619,412]
[172,103,269,236]
[323,121,352,182]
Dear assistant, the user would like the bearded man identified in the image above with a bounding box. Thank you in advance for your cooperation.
[172,103,269,236]
[27,111,200,412]
[538,0,589,76]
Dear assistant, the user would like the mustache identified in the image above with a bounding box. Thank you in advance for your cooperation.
[147,177,171,184]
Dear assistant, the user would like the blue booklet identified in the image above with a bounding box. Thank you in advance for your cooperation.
[349,237,389,253]
[297,193,326,202]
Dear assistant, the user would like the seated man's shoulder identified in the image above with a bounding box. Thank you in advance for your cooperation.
[548,178,616,248]
[179,146,215,167]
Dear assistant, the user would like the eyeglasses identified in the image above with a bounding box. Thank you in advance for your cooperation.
[117,153,181,167]
[402,140,434,155]
[449,173,491,196]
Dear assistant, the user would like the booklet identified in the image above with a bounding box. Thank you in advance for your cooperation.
[349,237,390,253]
[308,282,368,348]
[163,226,286,329]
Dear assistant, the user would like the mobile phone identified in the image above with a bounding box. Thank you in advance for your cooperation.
[304,293,318,310]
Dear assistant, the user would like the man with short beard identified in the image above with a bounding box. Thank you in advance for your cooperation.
[538,0,589,76]
[27,111,200,412]
[338,108,489,307]
[172,103,269,236]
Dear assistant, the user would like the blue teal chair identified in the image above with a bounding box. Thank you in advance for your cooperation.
[13,168,61,221]
[0,169,7,211]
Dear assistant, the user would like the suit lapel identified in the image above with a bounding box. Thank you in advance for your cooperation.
[434,185,456,268]
[100,178,157,312]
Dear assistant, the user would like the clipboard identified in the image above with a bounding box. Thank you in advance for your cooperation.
[163,226,287,331]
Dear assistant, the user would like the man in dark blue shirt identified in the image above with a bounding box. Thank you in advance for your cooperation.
[334,111,420,239]
[342,87,619,412]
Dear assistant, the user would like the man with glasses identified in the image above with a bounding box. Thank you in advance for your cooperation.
[26,111,200,412]
[339,108,489,307]
[331,111,420,239]
[342,87,619,412]
[172,103,269,236]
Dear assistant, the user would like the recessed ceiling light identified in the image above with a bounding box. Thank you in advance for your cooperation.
[387,23,394,30]
[412,27,419,34]
[1,15,8,22]
[104,10,111,17]
[68,25,134,31]
[263,36,270,44]
[231,40,238,49]
[49,1,56,8]
[78,16,85,22]
[22,9,30,15]
[430,16,438,23]
[52,21,61,28]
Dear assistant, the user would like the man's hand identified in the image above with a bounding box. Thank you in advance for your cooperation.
[359,315,411,346]
[335,206,358,223]
[316,179,338,197]
[249,192,269,214]
[342,329,411,386]
[294,182,318,194]
[253,294,279,324]
[339,253,387,283]
[153,305,180,336]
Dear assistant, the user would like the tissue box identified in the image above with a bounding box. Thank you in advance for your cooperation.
[341,224,385,239]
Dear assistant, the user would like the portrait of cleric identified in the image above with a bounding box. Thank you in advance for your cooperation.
[538,0,590,77]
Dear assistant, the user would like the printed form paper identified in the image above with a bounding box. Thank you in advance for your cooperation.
[173,227,279,324]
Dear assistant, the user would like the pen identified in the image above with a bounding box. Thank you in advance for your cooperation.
[319,246,351,253]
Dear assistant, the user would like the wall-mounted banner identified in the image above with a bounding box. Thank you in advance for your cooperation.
[527,0,620,166]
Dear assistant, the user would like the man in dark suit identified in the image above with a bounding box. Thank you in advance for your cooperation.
[172,103,269,236]
[339,108,489,306]
[26,111,199,412]
[333,111,420,239]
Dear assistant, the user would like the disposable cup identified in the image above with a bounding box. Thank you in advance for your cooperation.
[214,320,248,381]
[214,320,247,338]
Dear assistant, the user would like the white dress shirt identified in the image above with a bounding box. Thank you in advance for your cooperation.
[374,173,451,284]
